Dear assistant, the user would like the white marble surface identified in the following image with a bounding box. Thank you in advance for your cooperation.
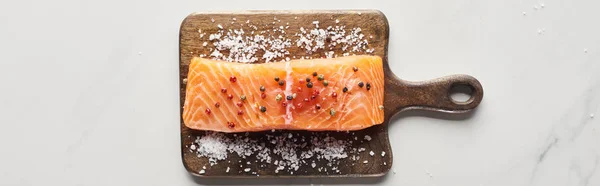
[0,0,599,185]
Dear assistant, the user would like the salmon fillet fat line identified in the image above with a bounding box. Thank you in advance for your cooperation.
[183,55,385,132]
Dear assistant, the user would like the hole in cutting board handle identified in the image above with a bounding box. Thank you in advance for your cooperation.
[449,83,474,104]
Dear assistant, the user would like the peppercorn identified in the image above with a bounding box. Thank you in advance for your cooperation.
[317,74,324,81]
[259,106,267,113]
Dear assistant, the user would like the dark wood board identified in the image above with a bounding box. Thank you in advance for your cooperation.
[179,10,483,178]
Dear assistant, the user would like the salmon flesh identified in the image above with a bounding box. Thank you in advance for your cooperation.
[183,55,384,132]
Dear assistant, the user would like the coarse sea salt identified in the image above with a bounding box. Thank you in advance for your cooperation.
[190,132,354,174]
[199,20,373,63]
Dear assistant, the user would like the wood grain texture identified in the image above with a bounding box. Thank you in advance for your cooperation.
[179,10,483,178]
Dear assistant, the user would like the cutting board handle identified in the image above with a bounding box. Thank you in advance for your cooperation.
[388,74,483,114]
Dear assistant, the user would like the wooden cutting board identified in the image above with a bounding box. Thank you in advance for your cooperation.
[179,10,483,178]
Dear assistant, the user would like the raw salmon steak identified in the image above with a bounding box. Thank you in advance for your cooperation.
[182,55,385,132]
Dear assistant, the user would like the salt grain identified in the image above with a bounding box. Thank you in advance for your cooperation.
[369,151,374,156]
[244,168,251,172]
[364,135,371,141]
[381,151,386,157]
[226,167,230,172]
[363,160,368,164]
[211,18,215,22]
[199,169,205,174]
[335,19,339,23]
